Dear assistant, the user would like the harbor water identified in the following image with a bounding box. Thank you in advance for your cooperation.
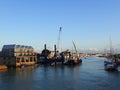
[0,56,120,90]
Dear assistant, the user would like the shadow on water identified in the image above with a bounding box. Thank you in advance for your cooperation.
[0,65,39,90]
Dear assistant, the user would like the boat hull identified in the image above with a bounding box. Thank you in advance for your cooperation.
[64,59,82,65]
[104,61,118,71]
[37,58,64,65]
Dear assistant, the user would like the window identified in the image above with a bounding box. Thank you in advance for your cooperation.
[26,59,29,62]
[22,58,24,62]
[30,57,33,62]
[17,60,20,63]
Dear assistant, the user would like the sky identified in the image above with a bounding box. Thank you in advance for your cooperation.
[0,0,120,53]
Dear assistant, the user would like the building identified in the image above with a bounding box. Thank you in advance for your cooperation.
[0,44,37,67]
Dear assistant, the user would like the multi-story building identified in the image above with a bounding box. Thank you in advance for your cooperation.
[0,44,37,67]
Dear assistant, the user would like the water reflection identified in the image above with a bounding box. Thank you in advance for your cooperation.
[0,57,120,90]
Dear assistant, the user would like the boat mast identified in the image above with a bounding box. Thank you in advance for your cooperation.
[57,27,62,52]
[109,37,113,56]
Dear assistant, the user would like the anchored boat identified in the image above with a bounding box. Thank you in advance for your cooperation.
[64,41,82,65]
[104,37,118,71]
[37,44,64,65]
[64,56,82,65]
[104,58,117,71]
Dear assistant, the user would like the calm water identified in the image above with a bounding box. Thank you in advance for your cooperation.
[0,56,120,90]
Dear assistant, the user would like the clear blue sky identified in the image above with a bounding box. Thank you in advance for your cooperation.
[0,0,120,52]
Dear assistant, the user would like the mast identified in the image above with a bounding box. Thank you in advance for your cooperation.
[109,37,113,56]
[109,36,114,59]
[57,27,62,52]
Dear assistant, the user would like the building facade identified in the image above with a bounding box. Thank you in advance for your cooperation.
[0,44,37,67]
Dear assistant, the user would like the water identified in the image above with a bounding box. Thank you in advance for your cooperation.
[0,56,120,90]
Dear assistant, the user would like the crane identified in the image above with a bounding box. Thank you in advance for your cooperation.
[72,40,77,54]
[57,27,62,52]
